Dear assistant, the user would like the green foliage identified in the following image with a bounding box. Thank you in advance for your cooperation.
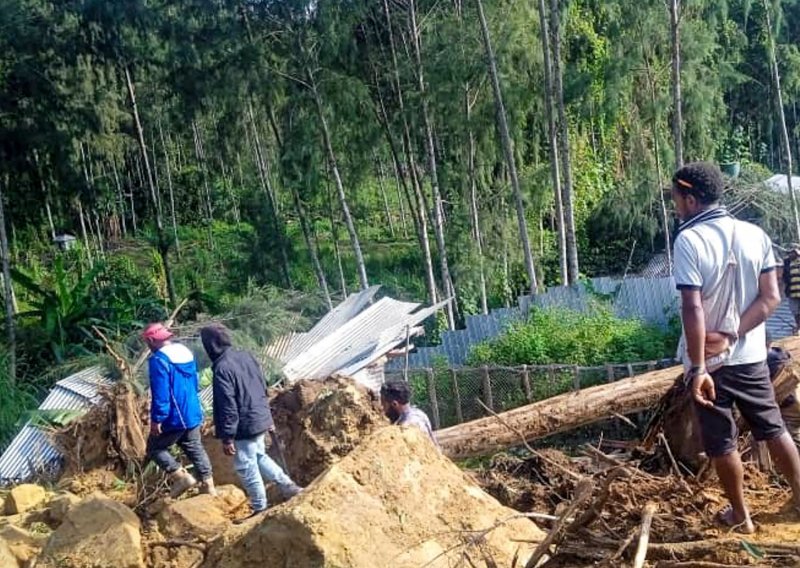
[467,306,675,367]
[0,349,39,448]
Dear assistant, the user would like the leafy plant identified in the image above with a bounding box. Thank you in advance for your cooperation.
[467,305,675,367]
[12,257,105,362]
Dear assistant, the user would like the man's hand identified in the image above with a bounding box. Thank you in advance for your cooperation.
[692,372,716,408]
[223,440,236,456]
[150,422,162,436]
[705,331,730,358]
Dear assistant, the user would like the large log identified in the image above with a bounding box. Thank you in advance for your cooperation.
[438,337,800,461]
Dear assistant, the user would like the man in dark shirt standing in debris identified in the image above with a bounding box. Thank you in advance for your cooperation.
[380,380,438,446]
[672,161,800,533]
[200,324,301,521]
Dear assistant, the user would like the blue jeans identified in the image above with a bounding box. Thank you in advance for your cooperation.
[234,433,296,511]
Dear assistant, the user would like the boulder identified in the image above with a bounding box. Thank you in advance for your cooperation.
[0,525,45,565]
[206,427,546,568]
[157,494,230,540]
[6,484,47,514]
[38,493,143,568]
[46,492,81,525]
[0,537,20,568]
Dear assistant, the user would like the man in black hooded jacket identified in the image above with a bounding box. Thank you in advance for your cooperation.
[200,323,301,520]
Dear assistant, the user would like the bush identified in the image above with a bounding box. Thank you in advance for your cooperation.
[467,306,675,367]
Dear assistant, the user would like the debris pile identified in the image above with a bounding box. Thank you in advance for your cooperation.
[270,376,387,485]
[205,427,545,568]
[474,444,800,566]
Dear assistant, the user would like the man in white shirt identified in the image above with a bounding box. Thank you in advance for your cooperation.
[672,162,800,533]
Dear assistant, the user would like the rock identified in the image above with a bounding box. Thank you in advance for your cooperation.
[206,427,546,568]
[0,525,45,565]
[157,494,231,539]
[6,484,47,515]
[0,537,20,568]
[46,492,81,525]
[215,485,247,512]
[38,493,143,568]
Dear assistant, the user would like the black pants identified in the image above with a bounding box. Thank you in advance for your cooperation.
[695,361,786,457]
[146,425,213,480]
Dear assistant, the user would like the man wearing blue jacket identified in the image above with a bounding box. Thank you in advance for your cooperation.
[142,322,215,498]
[200,323,301,522]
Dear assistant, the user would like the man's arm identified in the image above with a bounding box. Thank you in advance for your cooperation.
[212,369,239,443]
[680,289,706,368]
[149,357,171,423]
[738,269,781,337]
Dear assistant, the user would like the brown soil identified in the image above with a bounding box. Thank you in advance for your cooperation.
[204,427,545,568]
[55,383,148,478]
[270,377,387,485]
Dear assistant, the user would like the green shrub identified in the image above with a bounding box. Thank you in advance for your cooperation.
[467,306,675,367]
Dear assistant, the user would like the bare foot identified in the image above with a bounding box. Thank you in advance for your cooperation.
[716,504,755,534]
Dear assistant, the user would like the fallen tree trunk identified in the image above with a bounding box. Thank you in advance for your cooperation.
[439,336,800,461]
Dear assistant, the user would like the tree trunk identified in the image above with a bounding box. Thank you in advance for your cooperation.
[111,159,128,236]
[0,179,16,384]
[375,155,396,238]
[192,120,216,250]
[158,122,181,258]
[644,55,672,272]
[247,103,292,288]
[381,0,438,308]
[437,365,681,460]
[327,178,348,297]
[763,0,800,241]
[77,199,94,268]
[125,66,176,306]
[466,92,489,315]
[670,0,684,170]
[439,337,800,460]
[408,0,456,328]
[476,0,538,294]
[309,73,370,291]
[550,0,579,284]
[538,0,567,285]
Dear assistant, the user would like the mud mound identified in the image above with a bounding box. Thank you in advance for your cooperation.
[205,426,545,568]
[55,383,148,477]
[271,377,387,485]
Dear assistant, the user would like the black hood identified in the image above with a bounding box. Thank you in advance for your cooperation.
[200,324,233,362]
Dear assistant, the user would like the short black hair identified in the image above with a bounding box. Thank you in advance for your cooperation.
[380,380,411,405]
[672,161,725,205]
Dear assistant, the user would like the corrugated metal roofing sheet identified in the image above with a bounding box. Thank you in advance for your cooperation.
[281,286,380,362]
[0,366,113,485]
[282,296,422,381]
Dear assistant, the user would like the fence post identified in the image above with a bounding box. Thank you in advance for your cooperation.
[426,368,440,430]
[606,364,615,382]
[626,363,634,378]
[451,369,463,424]
[482,365,494,412]
[521,364,532,402]
[573,365,581,391]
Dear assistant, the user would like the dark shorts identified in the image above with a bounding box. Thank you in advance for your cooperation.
[695,361,786,457]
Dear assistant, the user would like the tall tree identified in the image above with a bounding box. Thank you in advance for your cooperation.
[537,0,568,285]
[670,0,684,169]
[549,0,579,284]
[0,178,15,384]
[125,66,176,307]
[762,0,800,240]
[476,0,538,295]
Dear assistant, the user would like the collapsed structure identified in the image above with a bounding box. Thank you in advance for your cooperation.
[0,286,444,484]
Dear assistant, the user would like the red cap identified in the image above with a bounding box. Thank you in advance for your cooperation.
[141,322,174,342]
